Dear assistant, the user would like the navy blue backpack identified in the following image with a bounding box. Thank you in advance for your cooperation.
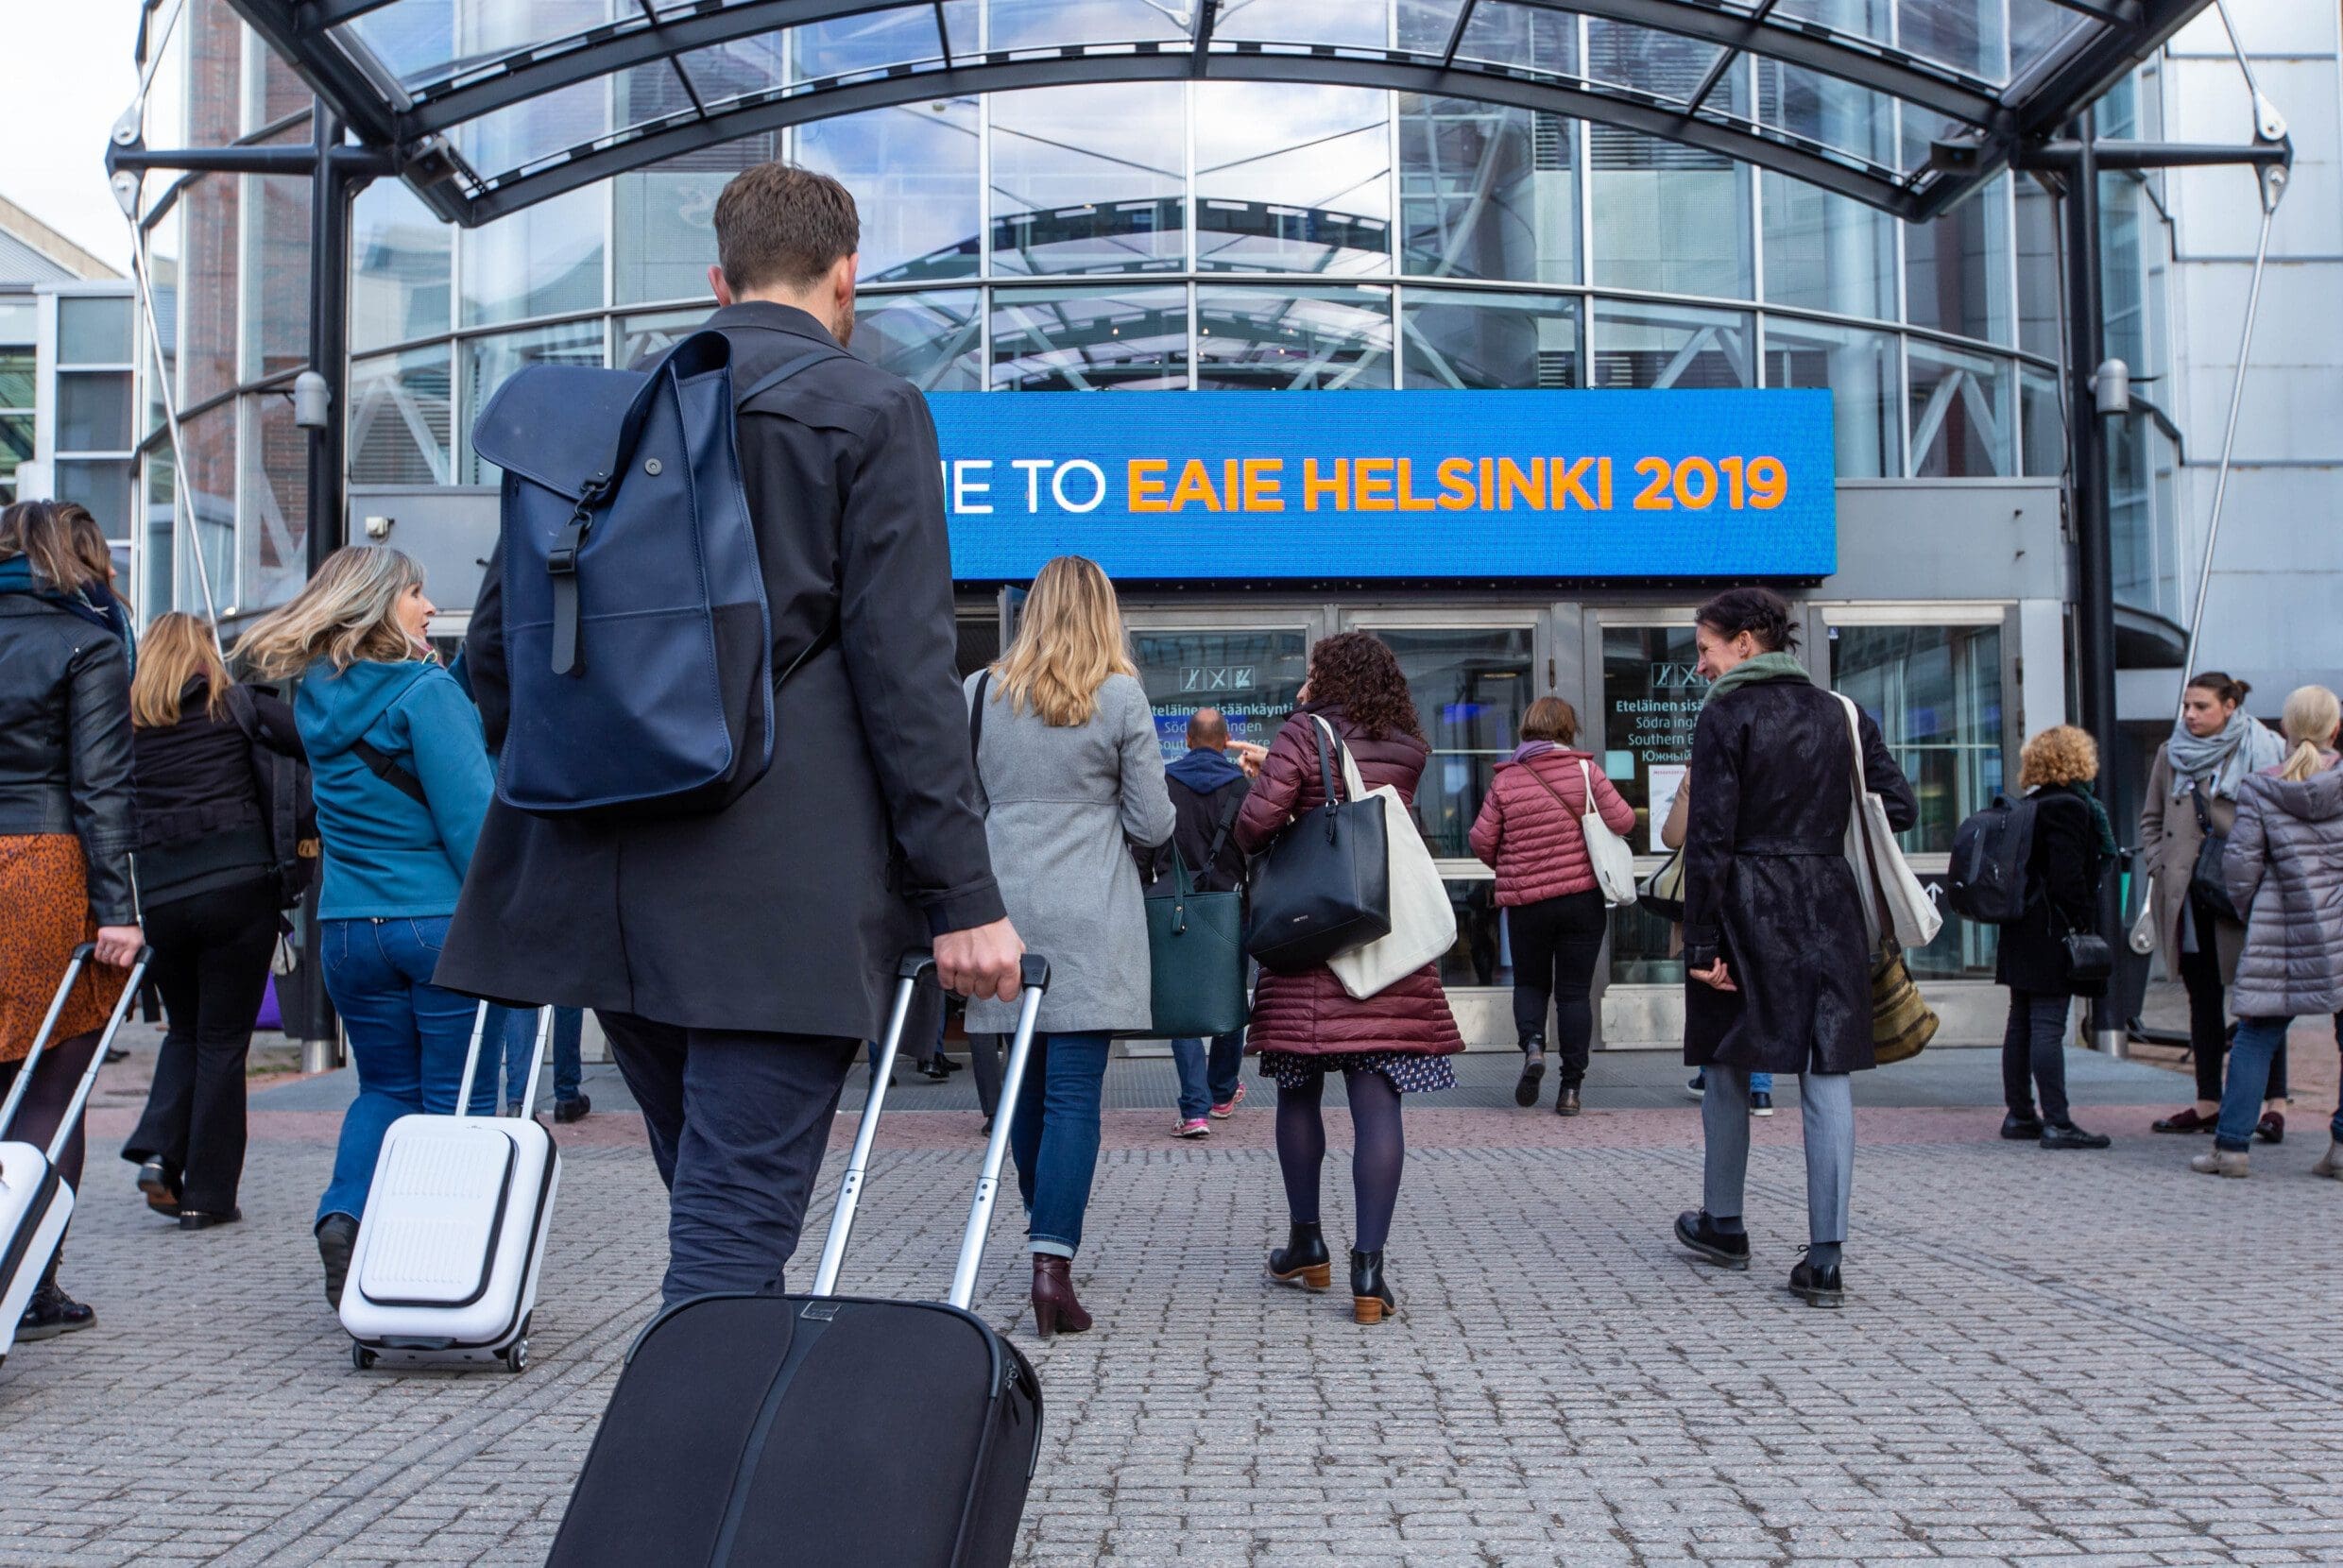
[470,329,839,819]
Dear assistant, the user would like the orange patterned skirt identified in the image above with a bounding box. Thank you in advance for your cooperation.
[0,835,125,1064]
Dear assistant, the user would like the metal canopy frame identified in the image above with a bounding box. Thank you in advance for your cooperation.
[212,0,2216,230]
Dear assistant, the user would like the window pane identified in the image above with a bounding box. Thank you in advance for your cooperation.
[1895,0,2006,83]
[2021,366,2062,479]
[1401,288,1577,389]
[239,176,311,381]
[351,179,453,350]
[179,404,235,614]
[0,349,33,409]
[59,373,134,453]
[0,298,35,342]
[1448,880,1514,988]
[855,291,982,392]
[2014,176,2059,359]
[1829,622,2004,860]
[1761,318,1899,477]
[1905,175,2011,346]
[460,185,607,328]
[142,452,173,621]
[1194,84,1390,276]
[984,0,1188,50]
[1588,21,1751,297]
[1196,286,1393,391]
[1599,625,1703,843]
[1129,628,1310,758]
[1450,0,1579,75]
[614,170,730,308]
[56,460,135,538]
[1398,96,1577,285]
[802,101,982,284]
[1908,340,2015,477]
[989,84,1185,276]
[1761,176,1894,321]
[58,296,133,365]
[1591,300,1753,389]
[990,287,1187,391]
[0,414,30,493]
[350,348,453,486]
[240,393,310,614]
[1371,627,1534,858]
[615,309,701,368]
[460,321,607,480]
[1610,901,1684,985]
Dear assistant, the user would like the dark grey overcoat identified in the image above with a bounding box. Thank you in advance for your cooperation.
[434,302,1003,1042]
[1680,677,1918,1076]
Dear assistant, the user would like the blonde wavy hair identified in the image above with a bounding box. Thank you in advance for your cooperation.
[2019,724,2099,789]
[132,612,231,728]
[990,555,1134,728]
[2279,685,2342,782]
[240,546,426,679]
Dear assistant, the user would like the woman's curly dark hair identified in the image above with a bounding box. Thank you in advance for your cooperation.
[1307,631,1424,742]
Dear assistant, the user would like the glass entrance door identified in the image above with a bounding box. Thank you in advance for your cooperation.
[1128,622,1315,761]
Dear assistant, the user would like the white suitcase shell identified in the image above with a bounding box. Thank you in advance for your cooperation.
[340,1004,561,1372]
[0,944,150,1370]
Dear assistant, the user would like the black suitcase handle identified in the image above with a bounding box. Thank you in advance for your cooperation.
[898,950,1051,992]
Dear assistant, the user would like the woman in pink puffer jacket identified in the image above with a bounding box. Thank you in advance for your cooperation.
[1469,697,1634,1115]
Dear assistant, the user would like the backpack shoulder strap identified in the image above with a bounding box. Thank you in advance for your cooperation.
[349,739,430,808]
[1201,779,1244,874]
[736,346,848,407]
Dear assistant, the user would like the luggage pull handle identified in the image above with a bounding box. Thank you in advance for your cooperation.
[455,1001,556,1120]
[810,951,1050,1307]
[0,942,154,1162]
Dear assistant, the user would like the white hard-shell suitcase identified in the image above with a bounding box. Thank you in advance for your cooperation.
[0,941,152,1371]
[340,1003,560,1372]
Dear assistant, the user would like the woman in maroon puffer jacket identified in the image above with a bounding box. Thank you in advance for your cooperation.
[1469,696,1634,1116]
[1235,632,1462,1325]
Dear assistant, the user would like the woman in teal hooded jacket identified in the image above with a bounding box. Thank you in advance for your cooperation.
[244,546,495,1308]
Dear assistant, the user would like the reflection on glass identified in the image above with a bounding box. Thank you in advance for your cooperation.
[2020,366,2061,479]
[986,0,1190,50]
[1588,21,1751,297]
[2014,177,2059,359]
[1450,0,1578,74]
[1401,288,1577,389]
[57,374,133,453]
[615,309,703,367]
[1129,628,1309,758]
[1762,177,1893,322]
[990,85,1185,275]
[807,103,983,283]
[1197,286,1393,390]
[1610,901,1685,984]
[180,174,241,410]
[615,170,732,307]
[1907,340,2015,477]
[142,451,173,620]
[1756,60,1896,170]
[0,299,36,342]
[1905,174,2011,347]
[352,179,453,349]
[460,321,606,481]
[2108,412,2181,621]
[1398,96,1577,285]
[1895,0,2005,82]
[58,297,134,366]
[0,350,29,408]
[855,291,983,391]
[1444,879,1513,987]
[179,404,235,614]
[239,392,310,614]
[1761,319,1898,478]
[1194,84,1390,275]
[239,176,311,383]
[350,348,453,486]
[461,185,607,328]
[56,461,135,538]
[1591,301,1753,389]
[991,287,1188,390]
[1829,623,2003,859]
[1372,627,1533,858]
[1218,0,1390,46]
[0,413,29,503]
[788,6,947,77]
[1599,625,1704,844]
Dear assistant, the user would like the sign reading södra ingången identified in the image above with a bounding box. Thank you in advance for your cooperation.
[928,387,1835,581]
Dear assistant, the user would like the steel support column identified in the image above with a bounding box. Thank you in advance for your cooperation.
[304,101,354,576]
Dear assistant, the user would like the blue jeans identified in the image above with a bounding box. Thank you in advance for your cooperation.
[316,917,495,1226]
[1008,1031,1110,1258]
[1171,1030,1245,1121]
[1693,1069,1775,1095]
[494,1004,583,1107]
[2215,1016,2291,1151]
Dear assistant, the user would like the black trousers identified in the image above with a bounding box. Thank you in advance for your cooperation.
[123,878,280,1213]
[1505,891,1608,1082]
[2177,904,2284,1101]
[2001,989,2073,1125]
[601,1013,857,1306]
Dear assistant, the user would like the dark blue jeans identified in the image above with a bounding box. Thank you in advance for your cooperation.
[2215,1015,2291,1151]
[1009,1031,1110,1258]
[493,1004,584,1108]
[1171,1030,1245,1121]
[316,916,494,1226]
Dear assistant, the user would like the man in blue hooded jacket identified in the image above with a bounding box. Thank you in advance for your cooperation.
[1152,708,1260,1134]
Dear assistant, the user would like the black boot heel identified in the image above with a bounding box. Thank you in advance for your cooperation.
[1349,1249,1396,1324]
[1268,1221,1331,1290]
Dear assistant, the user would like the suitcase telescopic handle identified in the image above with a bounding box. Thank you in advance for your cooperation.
[454,1000,556,1119]
[0,946,153,1162]
[810,949,1051,1302]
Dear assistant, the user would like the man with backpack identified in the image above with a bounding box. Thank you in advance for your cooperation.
[1144,707,1260,1136]
[436,162,1022,1305]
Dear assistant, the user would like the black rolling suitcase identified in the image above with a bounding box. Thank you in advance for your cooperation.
[546,952,1051,1568]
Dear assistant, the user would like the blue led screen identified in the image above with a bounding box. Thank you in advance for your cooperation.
[927,389,1836,581]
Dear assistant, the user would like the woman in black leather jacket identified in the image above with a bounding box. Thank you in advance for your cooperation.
[0,500,143,1342]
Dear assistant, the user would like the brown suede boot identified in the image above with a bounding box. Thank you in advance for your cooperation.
[1030,1253,1092,1338]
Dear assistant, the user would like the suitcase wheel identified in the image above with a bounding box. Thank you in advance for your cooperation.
[351,1344,377,1372]
[502,1340,528,1374]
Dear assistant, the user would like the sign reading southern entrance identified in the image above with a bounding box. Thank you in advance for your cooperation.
[929,388,1835,580]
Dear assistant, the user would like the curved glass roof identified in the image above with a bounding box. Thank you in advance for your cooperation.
[229,0,2208,227]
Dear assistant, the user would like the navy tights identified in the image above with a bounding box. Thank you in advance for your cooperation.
[1274,1068,1406,1253]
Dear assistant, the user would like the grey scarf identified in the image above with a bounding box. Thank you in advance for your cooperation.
[2167,709,2284,799]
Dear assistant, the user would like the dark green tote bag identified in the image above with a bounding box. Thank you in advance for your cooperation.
[1146,844,1249,1040]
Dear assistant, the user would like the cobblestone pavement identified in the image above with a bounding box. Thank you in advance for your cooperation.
[4,1048,2341,1566]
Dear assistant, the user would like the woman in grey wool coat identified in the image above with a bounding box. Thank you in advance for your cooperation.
[964,555,1174,1337]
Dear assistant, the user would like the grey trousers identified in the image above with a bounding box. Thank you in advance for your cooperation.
[1702,1065,1853,1246]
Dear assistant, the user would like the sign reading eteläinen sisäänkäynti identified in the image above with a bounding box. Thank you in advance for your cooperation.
[927,388,1836,580]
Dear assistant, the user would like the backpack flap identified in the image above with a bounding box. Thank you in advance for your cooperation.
[472,366,646,503]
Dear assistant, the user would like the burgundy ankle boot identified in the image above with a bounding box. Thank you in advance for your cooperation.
[1030,1254,1092,1338]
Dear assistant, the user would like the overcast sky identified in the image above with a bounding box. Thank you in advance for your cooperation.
[1,4,146,271]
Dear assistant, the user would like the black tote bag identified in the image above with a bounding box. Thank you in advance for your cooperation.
[1243,720,1392,973]
[2188,784,2242,924]
[1145,842,1249,1039]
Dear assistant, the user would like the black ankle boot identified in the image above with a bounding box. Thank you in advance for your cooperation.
[1514,1032,1547,1107]
[1267,1221,1331,1290]
[1554,1081,1582,1116]
[16,1280,95,1341]
[1349,1249,1396,1325]
[316,1214,360,1309]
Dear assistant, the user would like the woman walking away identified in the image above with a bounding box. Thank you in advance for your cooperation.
[2190,686,2343,1179]
[1239,632,1464,1325]
[1995,725,2114,1150]
[964,556,1172,1338]
[1470,696,1633,1116]
[1670,588,1916,1308]
[0,499,142,1341]
[2141,673,2289,1139]
[243,546,496,1306]
[119,613,305,1227]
